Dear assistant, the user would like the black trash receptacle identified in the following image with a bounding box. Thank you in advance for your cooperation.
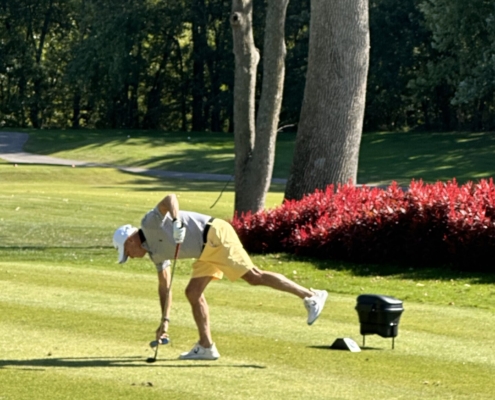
[355,294,404,349]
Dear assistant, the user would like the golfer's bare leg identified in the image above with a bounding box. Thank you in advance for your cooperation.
[184,276,214,348]
[241,267,313,299]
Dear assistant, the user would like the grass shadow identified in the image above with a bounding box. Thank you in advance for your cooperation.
[358,131,495,185]
[0,356,265,370]
[276,253,495,284]
[109,170,286,194]
[7,128,495,186]
[308,345,385,352]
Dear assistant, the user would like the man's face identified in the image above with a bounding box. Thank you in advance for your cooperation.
[124,232,147,259]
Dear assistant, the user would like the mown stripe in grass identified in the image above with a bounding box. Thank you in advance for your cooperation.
[2,262,495,398]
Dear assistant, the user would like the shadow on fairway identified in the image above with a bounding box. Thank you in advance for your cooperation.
[275,254,495,284]
[18,129,293,183]
[0,357,265,370]
[359,131,495,186]
[98,169,287,194]
[308,345,384,352]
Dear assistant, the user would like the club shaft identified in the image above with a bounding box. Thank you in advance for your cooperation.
[167,244,180,302]
[169,244,180,290]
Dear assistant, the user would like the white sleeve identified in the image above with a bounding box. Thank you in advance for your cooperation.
[155,259,171,272]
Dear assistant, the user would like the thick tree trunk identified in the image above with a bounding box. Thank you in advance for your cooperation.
[231,0,288,214]
[285,0,369,200]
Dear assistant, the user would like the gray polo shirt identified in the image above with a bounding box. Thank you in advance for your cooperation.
[140,207,211,271]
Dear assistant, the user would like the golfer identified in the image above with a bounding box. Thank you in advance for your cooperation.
[113,193,328,360]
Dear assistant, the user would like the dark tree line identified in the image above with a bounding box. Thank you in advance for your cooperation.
[1,0,494,132]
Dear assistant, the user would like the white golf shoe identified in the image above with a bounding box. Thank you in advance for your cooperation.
[304,289,328,325]
[179,342,220,360]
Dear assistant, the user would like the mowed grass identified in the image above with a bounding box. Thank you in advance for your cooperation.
[15,128,495,185]
[1,131,495,399]
[3,260,495,400]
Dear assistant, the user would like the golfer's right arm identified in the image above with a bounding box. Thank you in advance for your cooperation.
[157,194,180,219]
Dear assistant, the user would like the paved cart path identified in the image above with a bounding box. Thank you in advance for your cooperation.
[0,131,288,184]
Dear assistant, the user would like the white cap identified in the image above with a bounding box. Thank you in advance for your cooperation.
[113,224,138,263]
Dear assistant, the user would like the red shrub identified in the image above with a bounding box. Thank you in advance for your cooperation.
[232,185,338,253]
[442,179,495,268]
[231,179,495,271]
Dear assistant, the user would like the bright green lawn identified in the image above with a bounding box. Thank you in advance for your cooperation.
[1,132,495,399]
[14,128,495,185]
[2,259,495,400]
[358,130,495,185]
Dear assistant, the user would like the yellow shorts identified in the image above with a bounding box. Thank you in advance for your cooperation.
[191,219,254,281]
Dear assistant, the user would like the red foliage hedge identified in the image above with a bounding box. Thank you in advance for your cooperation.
[231,179,495,271]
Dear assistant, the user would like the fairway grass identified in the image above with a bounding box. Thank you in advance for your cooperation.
[1,142,495,399]
[14,128,495,185]
[1,260,495,400]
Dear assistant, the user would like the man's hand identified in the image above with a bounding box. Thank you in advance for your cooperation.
[172,219,186,243]
[156,317,169,343]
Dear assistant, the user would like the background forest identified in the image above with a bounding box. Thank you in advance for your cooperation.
[1,0,495,133]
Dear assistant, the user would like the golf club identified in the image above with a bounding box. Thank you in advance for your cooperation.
[146,243,180,363]
[146,345,159,364]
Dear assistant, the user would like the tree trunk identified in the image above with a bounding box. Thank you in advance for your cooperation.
[170,36,188,132]
[191,0,207,132]
[231,0,288,214]
[28,0,54,128]
[284,0,369,200]
[230,0,259,213]
[204,44,221,132]
[71,88,81,129]
[29,79,42,128]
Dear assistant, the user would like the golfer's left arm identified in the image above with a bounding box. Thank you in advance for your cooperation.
[156,268,171,340]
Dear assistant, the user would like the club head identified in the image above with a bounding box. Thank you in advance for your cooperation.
[146,343,159,363]
[149,337,170,348]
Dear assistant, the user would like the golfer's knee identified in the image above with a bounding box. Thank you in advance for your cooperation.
[242,268,263,286]
[184,285,202,303]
